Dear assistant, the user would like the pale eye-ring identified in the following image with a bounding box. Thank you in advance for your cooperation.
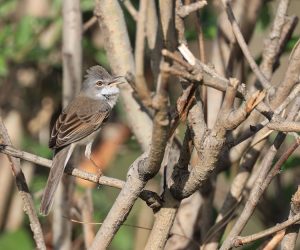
[96,81,102,86]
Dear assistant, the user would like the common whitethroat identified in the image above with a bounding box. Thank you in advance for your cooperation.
[40,65,125,216]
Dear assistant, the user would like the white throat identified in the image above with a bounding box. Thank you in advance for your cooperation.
[99,86,120,107]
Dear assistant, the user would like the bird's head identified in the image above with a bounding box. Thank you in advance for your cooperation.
[82,65,125,106]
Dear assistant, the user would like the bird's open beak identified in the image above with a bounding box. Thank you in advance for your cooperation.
[108,76,125,86]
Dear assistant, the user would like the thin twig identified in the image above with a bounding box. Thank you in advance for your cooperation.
[220,97,300,250]
[263,230,285,250]
[0,144,162,207]
[121,0,138,21]
[83,16,97,33]
[232,213,300,247]
[280,186,300,249]
[220,133,286,250]
[177,0,207,18]
[79,189,95,248]
[0,119,46,250]
[134,0,152,105]
[222,0,271,89]
[260,0,291,79]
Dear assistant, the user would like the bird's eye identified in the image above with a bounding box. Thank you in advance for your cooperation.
[96,81,102,86]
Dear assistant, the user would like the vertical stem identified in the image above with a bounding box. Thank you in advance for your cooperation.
[220,133,286,250]
[53,0,82,249]
[62,0,82,107]
[135,0,151,103]
[95,0,152,151]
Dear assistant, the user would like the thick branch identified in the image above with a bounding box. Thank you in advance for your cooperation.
[95,0,152,150]
[268,121,300,132]
[90,61,170,249]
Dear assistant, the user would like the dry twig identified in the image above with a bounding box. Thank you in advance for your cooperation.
[0,119,46,250]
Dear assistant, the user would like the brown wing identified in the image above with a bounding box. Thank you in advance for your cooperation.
[49,95,111,149]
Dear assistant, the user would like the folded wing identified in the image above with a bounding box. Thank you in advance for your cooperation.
[49,95,111,149]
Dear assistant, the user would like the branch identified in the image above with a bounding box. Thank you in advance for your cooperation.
[217,78,265,130]
[263,230,285,250]
[225,90,265,130]
[83,16,97,33]
[176,44,275,120]
[208,95,300,249]
[0,144,162,207]
[89,60,170,249]
[273,15,299,71]
[234,84,300,146]
[164,46,245,97]
[145,126,194,249]
[220,98,300,250]
[59,1,83,247]
[260,0,291,79]
[268,121,300,132]
[0,119,46,250]
[232,213,300,247]
[177,0,207,18]
[220,133,286,250]
[62,0,82,106]
[120,0,138,21]
[280,186,300,249]
[95,0,152,151]
[272,39,300,107]
[79,190,95,248]
[221,0,271,89]
[134,0,152,106]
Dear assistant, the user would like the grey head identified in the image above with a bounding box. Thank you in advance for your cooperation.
[81,65,125,107]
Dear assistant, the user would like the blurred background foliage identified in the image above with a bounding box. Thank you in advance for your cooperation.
[0,0,299,249]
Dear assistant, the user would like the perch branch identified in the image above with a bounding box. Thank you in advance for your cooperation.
[0,144,162,208]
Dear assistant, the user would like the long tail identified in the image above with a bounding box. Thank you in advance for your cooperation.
[40,145,74,216]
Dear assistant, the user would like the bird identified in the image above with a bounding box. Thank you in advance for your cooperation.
[40,65,125,216]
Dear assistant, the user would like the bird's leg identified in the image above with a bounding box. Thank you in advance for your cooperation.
[85,141,103,176]
[85,141,93,159]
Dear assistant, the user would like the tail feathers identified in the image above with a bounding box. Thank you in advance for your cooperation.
[40,145,72,216]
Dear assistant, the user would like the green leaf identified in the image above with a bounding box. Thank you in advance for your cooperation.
[15,16,35,49]
[111,227,133,250]
[0,0,17,17]
[286,36,300,52]
[185,28,197,41]
[81,0,95,11]
[282,156,300,171]
[21,136,52,159]
[0,229,34,250]
[257,2,272,31]
[0,56,8,76]
[200,5,217,39]
[95,50,109,68]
